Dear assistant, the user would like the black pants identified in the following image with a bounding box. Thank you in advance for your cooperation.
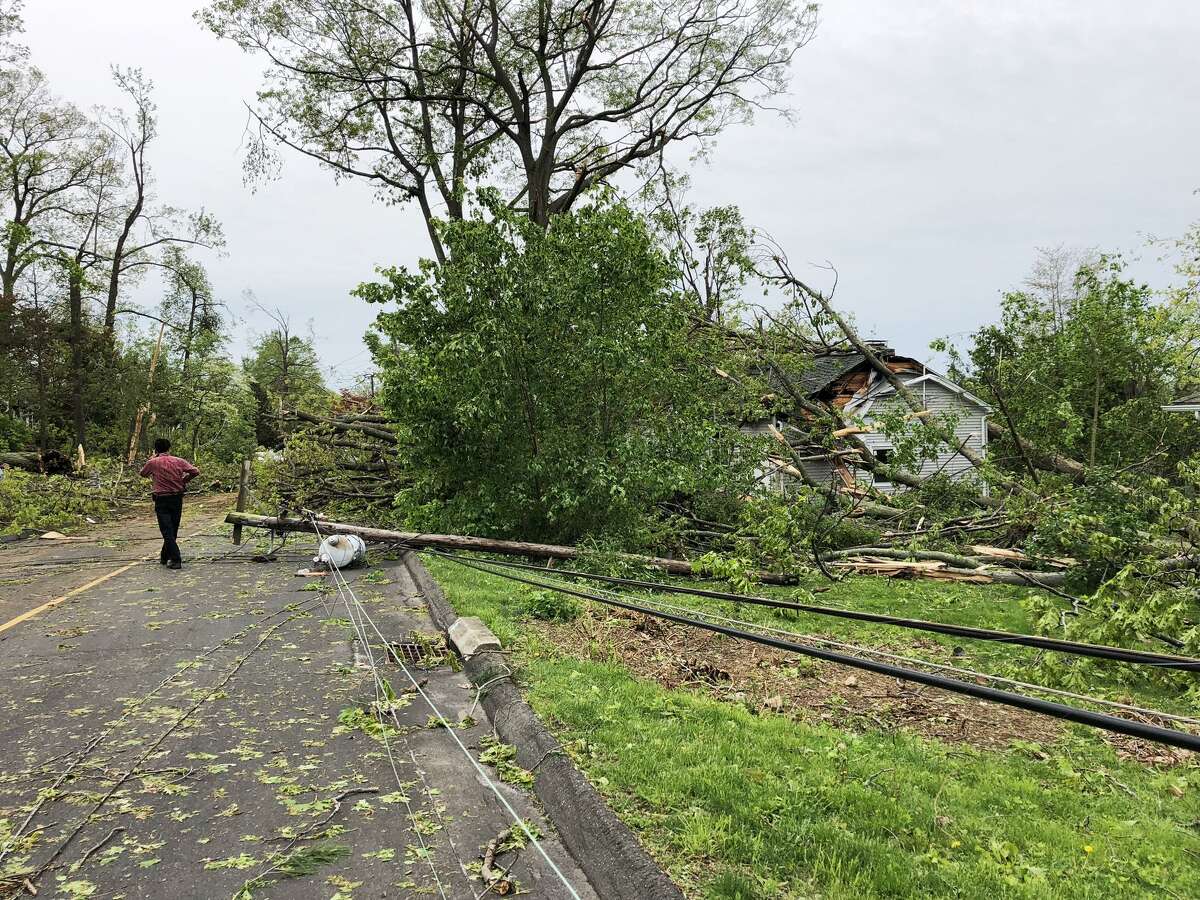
[153,493,184,564]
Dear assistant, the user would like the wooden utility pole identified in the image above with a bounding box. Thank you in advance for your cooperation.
[232,459,252,544]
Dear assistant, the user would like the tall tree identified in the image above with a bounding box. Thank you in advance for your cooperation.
[200,0,818,259]
[357,190,750,541]
[0,68,103,336]
[99,67,223,343]
[41,130,120,449]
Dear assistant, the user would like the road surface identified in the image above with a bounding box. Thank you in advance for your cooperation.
[0,497,594,899]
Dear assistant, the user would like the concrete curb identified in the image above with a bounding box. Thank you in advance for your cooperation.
[403,552,685,900]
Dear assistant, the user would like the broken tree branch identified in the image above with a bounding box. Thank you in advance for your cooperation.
[292,410,398,444]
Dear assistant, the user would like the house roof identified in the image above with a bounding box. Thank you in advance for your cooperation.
[765,347,986,415]
[798,353,867,394]
[1164,389,1200,410]
[847,371,993,414]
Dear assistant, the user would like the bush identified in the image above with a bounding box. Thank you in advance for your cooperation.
[518,588,581,622]
[0,414,32,452]
[0,470,111,535]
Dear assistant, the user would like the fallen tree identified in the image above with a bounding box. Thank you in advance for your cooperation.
[0,450,73,475]
[823,556,1067,587]
[985,420,1087,482]
[292,409,399,444]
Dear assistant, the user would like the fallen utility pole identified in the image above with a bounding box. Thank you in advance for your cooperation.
[225,512,1069,588]
[224,511,796,583]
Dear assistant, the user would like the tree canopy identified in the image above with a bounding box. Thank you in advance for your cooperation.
[199,0,818,259]
[355,190,753,542]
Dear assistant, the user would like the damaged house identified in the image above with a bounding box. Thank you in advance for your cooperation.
[749,343,991,494]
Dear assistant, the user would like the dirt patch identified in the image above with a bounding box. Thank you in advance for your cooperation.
[1104,727,1195,767]
[533,608,1064,752]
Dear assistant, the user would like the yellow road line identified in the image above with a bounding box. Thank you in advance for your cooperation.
[0,515,223,635]
[0,560,146,635]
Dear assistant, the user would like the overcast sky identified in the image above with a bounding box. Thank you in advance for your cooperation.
[23,0,1200,384]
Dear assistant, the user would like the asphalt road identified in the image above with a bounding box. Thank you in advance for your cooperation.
[0,498,594,900]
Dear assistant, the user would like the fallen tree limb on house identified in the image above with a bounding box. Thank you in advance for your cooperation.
[765,426,906,519]
[985,420,1087,482]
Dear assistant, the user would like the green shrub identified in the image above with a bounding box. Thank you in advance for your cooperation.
[518,588,581,622]
[0,470,111,535]
[0,414,32,452]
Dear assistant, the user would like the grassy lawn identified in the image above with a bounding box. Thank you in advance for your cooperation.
[423,555,1200,899]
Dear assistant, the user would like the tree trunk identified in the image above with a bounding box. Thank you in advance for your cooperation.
[1,450,73,475]
[68,272,86,451]
[985,421,1086,482]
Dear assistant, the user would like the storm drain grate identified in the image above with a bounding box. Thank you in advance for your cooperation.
[388,637,443,666]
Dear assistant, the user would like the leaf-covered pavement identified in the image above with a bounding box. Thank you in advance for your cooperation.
[0,503,592,899]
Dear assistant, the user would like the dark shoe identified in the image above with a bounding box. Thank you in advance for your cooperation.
[159,558,168,566]
[167,560,182,570]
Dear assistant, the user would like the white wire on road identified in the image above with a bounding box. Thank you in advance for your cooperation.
[309,519,584,900]
[310,516,453,899]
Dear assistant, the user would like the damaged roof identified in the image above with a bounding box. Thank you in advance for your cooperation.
[798,353,868,394]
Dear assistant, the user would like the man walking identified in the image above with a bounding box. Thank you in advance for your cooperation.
[139,438,200,569]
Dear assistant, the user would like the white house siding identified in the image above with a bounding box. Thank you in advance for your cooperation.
[856,378,988,494]
[742,419,843,491]
[742,375,989,495]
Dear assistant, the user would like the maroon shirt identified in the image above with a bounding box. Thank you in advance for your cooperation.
[139,453,200,496]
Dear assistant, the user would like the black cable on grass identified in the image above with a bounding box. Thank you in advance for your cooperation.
[433,551,1200,753]
[445,554,1200,671]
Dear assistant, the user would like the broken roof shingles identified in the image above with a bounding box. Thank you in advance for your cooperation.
[799,353,867,394]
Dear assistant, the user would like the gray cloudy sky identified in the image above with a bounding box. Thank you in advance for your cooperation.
[24,0,1200,383]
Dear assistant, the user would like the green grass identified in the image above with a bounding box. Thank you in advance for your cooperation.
[424,555,1200,899]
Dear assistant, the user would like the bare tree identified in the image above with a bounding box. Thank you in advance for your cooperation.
[200,0,818,259]
[99,67,224,343]
[1024,244,1099,333]
[0,68,103,335]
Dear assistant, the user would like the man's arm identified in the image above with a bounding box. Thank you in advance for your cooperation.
[182,460,200,484]
[139,458,154,477]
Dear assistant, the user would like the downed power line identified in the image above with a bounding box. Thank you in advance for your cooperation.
[431,552,1200,753]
